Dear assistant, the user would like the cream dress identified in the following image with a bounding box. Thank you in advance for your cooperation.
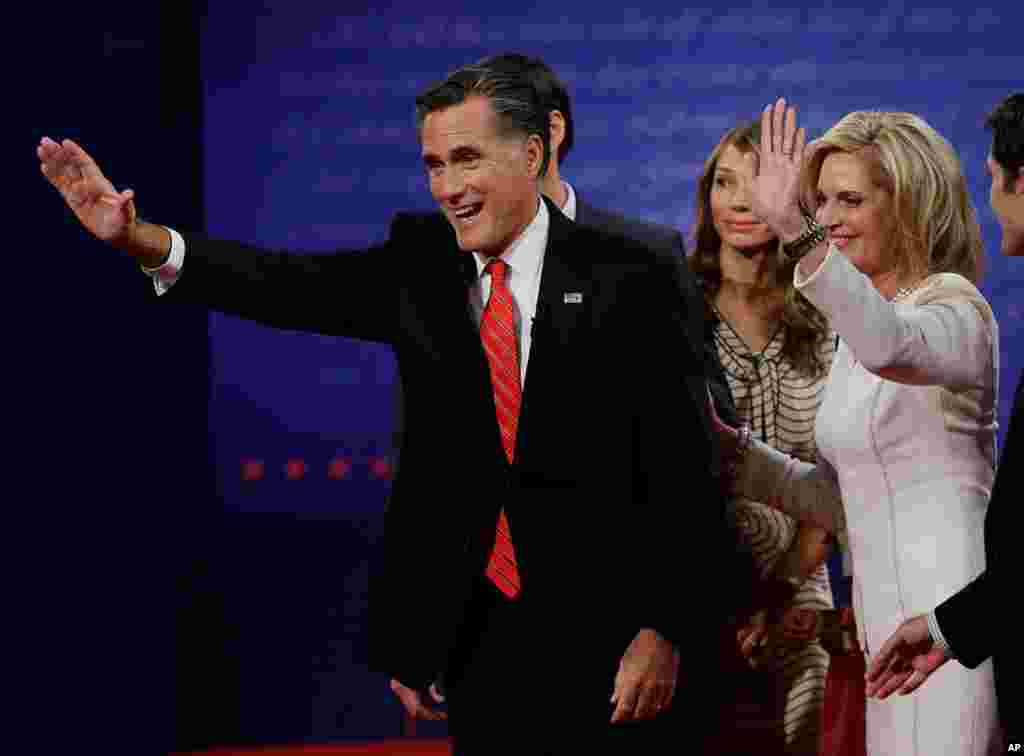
[739,246,1003,755]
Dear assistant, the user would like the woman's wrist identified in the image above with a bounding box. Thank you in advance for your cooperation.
[735,424,753,457]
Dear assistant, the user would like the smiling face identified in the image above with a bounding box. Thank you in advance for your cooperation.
[710,144,777,253]
[421,95,541,258]
[987,153,1024,257]
[709,143,779,286]
[815,150,898,283]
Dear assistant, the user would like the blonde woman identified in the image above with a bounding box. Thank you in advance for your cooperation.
[713,100,1002,754]
[690,121,835,755]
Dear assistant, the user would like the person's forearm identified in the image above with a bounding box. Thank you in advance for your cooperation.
[112,220,171,268]
[776,525,831,580]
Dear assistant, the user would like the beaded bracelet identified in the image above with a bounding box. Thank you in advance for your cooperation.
[736,424,753,457]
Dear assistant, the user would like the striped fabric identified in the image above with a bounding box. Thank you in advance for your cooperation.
[714,314,835,754]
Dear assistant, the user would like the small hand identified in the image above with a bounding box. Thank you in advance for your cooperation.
[865,615,951,699]
[750,98,814,242]
[610,629,679,723]
[737,611,768,662]
[389,677,448,721]
[38,136,136,242]
[779,607,819,644]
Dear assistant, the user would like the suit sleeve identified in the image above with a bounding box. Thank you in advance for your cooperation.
[158,223,405,344]
[632,252,739,648]
[934,570,994,668]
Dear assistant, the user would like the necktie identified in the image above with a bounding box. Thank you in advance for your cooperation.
[479,259,522,599]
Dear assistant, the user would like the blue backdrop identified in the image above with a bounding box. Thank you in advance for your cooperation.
[196,1,1024,744]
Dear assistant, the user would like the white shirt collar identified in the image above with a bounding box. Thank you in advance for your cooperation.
[472,195,548,280]
[561,180,577,222]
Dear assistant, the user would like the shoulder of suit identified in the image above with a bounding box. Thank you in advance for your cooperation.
[578,202,681,247]
[568,217,674,264]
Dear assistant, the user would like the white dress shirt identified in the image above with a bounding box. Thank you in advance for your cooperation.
[560,180,577,222]
[468,197,548,384]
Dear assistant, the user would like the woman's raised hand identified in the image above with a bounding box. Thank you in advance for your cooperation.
[750,98,810,243]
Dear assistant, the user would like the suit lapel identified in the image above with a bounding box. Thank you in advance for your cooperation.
[430,222,509,465]
[516,198,590,462]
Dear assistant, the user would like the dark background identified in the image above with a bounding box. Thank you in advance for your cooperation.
[22,2,1023,753]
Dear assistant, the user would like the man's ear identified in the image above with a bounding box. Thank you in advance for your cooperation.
[1014,165,1024,195]
[524,133,544,179]
[549,110,566,158]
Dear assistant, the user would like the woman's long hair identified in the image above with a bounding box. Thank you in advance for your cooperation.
[689,122,831,378]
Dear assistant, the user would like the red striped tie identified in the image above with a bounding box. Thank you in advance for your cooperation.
[479,259,521,599]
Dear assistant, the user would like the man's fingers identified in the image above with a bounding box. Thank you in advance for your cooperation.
[389,679,445,721]
[866,634,902,681]
[874,668,913,699]
[62,138,104,180]
[396,691,446,721]
[417,704,448,721]
[663,682,676,712]
[407,697,446,721]
[865,671,891,698]
[634,685,658,721]
[610,682,638,723]
[869,650,915,699]
[865,646,896,683]
[898,668,930,696]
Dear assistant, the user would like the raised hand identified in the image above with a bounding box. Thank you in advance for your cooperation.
[38,137,136,243]
[750,98,810,243]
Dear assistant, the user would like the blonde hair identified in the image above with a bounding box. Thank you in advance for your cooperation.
[802,111,985,284]
[690,122,831,379]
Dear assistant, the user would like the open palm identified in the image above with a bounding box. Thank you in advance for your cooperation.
[750,98,812,241]
[38,137,135,242]
[865,614,951,698]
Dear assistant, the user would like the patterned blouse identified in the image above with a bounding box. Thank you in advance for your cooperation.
[712,312,835,609]
[711,309,835,753]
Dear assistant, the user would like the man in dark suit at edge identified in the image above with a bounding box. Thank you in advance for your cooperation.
[38,58,739,754]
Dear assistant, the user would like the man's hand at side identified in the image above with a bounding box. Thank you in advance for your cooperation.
[610,628,679,723]
[389,678,448,721]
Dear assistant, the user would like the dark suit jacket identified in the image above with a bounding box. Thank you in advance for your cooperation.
[575,197,755,614]
[160,197,730,703]
[574,197,739,429]
[936,372,1022,734]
